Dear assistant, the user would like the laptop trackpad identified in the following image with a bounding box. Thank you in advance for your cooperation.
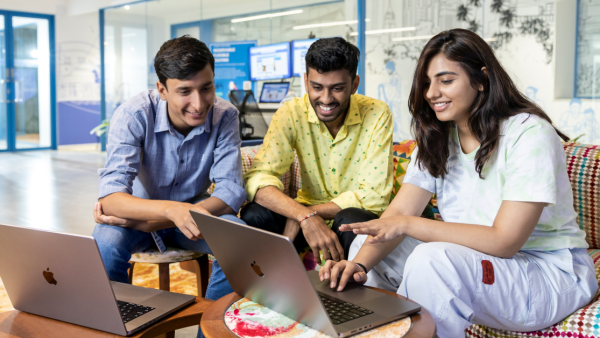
[111,282,168,306]
[314,280,386,305]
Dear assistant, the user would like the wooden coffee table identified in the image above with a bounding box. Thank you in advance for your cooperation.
[201,289,436,338]
[0,296,212,338]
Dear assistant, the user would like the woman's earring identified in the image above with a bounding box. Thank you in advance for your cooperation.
[479,85,484,91]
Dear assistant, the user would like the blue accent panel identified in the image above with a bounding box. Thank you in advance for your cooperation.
[200,20,212,43]
[99,9,106,151]
[357,0,366,95]
[58,102,101,145]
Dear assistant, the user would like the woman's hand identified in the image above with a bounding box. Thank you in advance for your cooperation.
[94,202,150,231]
[339,216,408,244]
[319,260,367,291]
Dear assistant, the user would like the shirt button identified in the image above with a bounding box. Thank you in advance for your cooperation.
[180,159,184,164]
[174,182,179,186]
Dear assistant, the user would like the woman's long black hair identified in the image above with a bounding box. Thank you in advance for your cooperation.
[409,29,568,178]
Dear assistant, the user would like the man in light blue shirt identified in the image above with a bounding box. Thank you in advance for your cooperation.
[92,36,247,315]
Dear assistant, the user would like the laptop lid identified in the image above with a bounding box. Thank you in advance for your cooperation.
[259,82,290,103]
[0,224,127,335]
[191,211,338,337]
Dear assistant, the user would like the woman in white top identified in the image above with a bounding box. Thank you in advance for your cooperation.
[320,29,597,337]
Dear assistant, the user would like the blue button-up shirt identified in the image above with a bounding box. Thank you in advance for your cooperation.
[98,89,246,212]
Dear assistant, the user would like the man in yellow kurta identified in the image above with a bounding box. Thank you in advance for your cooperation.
[241,37,394,264]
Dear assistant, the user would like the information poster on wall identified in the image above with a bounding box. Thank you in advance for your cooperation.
[209,40,256,101]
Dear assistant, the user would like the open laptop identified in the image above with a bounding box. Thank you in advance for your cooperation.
[0,223,196,336]
[259,82,290,104]
[191,211,421,337]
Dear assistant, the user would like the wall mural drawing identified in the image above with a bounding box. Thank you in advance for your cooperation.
[559,98,599,144]
[365,0,558,142]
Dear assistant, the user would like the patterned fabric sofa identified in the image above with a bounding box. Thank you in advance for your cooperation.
[239,141,600,337]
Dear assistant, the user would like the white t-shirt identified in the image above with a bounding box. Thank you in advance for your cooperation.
[403,113,588,252]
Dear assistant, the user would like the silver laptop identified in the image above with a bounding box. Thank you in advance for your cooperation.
[191,211,421,337]
[0,223,195,336]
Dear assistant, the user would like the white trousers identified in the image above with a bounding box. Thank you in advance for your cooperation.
[349,235,598,338]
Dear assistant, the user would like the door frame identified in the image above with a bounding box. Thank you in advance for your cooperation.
[0,10,56,152]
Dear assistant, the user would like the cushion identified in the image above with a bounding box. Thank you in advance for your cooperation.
[563,143,600,249]
[466,248,600,337]
[130,247,205,263]
[391,141,441,221]
[240,145,292,196]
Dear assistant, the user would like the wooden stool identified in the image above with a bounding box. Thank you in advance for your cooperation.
[128,247,210,297]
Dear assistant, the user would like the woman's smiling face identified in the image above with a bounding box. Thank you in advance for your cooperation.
[423,53,481,126]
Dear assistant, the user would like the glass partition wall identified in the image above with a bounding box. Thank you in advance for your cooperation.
[100,0,356,148]
[0,11,55,152]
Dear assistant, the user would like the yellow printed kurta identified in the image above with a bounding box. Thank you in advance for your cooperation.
[245,94,394,216]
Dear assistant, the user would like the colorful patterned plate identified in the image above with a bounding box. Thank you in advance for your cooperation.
[224,298,412,338]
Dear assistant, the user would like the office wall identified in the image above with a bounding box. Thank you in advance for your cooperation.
[365,0,600,145]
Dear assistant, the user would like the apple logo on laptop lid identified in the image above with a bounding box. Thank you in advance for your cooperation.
[43,267,57,285]
[251,261,264,277]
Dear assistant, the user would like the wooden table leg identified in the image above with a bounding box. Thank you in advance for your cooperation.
[157,263,174,338]
[158,263,170,291]
[195,255,209,298]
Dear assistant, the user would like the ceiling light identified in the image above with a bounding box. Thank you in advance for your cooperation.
[350,27,416,36]
[484,37,497,42]
[231,9,303,23]
[294,20,358,30]
[293,19,370,30]
[392,35,434,42]
[124,5,130,10]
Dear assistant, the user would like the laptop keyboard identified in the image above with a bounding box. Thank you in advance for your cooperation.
[319,294,374,325]
[117,300,155,323]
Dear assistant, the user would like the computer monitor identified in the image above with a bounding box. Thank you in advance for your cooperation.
[259,82,290,103]
[292,38,317,77]
[249,42,291,81]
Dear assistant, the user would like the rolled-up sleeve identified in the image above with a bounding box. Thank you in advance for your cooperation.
[209,110,247,211]
[403,147,436,194]
[244,106,296,202]
[97,108,145,199]
[331,111,395,216]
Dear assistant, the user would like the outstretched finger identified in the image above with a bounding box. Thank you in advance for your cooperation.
[352,227,379,236]
[339,222,362,232]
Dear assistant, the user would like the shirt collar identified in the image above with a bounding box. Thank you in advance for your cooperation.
[305,94,363,126]
[154,98,214,136]
[154,99,170,133]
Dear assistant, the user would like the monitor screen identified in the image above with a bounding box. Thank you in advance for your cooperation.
[249,42,291,81]
[259,82,290,103]
[292,39,317,77]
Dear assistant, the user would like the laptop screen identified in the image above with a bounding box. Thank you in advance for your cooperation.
[259,83,290,103]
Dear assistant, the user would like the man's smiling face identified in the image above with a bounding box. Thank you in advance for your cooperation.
[304,67,359,124]
[157,65,215,136]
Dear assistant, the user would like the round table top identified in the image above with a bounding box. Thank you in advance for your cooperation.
[201,289,436,338]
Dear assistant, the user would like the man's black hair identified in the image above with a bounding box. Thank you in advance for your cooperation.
[154,35,215,89]
[304,37,360,80]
